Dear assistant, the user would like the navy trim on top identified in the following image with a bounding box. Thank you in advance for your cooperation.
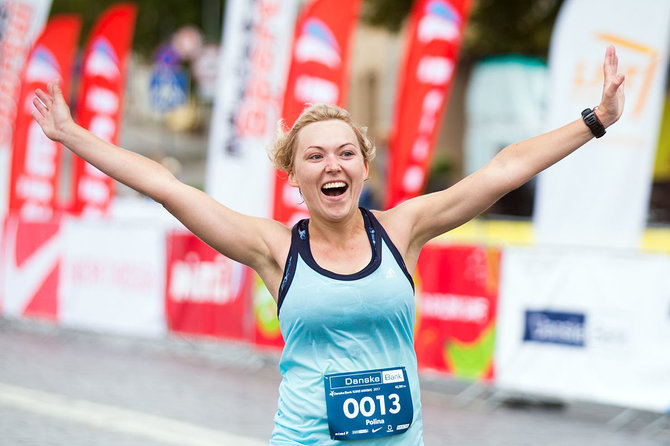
[299,208,381,281]
[277,223,300,315]
[276,208,415,315]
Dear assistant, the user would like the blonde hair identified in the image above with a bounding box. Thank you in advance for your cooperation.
[269,103,376,174]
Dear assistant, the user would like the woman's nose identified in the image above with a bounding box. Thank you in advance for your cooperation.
[324,155,341,172]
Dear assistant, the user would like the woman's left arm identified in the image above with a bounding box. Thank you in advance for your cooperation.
[383,46,625,265]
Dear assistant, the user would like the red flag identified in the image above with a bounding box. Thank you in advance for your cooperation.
[70,3,137,216]
[385,0,473,208]
[271,0,361,225]
[8,15,82,220]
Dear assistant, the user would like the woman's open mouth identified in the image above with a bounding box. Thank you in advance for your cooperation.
[321,181,348,197]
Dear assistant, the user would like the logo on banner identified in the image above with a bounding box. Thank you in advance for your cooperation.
[169,252,245,305]
[523,310,586,347]
[295,18,341,68]
[418,0,461,43]
[85,37,120,80]
[24,46,61,84]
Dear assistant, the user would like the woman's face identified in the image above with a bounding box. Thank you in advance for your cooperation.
[288,119,369,222]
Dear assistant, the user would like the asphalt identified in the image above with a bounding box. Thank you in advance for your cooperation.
[0,317,668,446]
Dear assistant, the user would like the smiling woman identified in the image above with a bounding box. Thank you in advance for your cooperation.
[31,45,624,445]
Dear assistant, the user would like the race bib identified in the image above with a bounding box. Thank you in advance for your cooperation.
[324,367,413,441]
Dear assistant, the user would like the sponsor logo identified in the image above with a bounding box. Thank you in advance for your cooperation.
[294,18,341,68]
[85,37,120,79]
[523,310,586,347]
[372,427,383,433]
[382,369,404,384]
[421,292,489,323]
[418,0,461,44]
[169,252,244,305]
[24,46,61,84]
[353,429,369,434]
[397,423,410,430]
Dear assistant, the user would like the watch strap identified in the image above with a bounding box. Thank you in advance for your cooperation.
[581,108,606,138]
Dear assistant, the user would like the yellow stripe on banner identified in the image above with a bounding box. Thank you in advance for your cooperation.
[0,382,267,446]
[431,219,670,254]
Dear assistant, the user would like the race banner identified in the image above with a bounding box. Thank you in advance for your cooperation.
[497,247,670,412]
[534,0,670,248]
[59,218,165,337]
[271,0,362,225]
[0,0,52,221]
[165,231,252,340]
[69,3,137,216]
[385,0,472,209]
[8,15,81,220]
[414,244,500,380]
[205,0,297,219]
[0,216,62,320]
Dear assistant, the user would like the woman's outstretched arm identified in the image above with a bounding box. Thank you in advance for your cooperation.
[32,81,289,291]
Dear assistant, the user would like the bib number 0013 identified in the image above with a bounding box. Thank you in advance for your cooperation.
[342,393,401,418]
[324,367,413,441]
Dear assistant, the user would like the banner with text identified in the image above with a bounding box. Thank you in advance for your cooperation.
[415,244,499,380]
[271,0,362,226]
[205,0,297,219]
[8,15,81,220]
[385,0,472,208]
[165,231,252,341]
[0,0,52,222]
[534,0,670,248]
[70,3,137,216]
[496,247,670,413]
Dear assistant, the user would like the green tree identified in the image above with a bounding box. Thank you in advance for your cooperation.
[363,0,564,60]
[50,0,224,58]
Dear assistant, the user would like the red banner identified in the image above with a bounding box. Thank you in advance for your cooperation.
[414,244,500,380]
[271,0,361,225]
[8,15,81,220]
[1,216,62,320]
[385,0,472,208]
[70,3,137,216]
[165,231,252,340]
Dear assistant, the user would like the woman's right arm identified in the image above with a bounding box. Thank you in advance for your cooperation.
[32,81,289,280]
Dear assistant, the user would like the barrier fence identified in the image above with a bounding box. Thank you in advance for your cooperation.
[1,213,669,413]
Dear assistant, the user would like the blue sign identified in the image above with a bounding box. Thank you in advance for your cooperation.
[149,66,188,113]
[324,367,413,441]
[523,310,586,347]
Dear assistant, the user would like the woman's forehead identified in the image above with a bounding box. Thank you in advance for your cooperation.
[297,119,358,148]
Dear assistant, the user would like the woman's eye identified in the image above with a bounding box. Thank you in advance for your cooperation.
[341,151,355,157]
[308,153,322,160]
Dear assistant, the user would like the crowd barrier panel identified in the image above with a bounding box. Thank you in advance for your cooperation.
[496,246,670,413]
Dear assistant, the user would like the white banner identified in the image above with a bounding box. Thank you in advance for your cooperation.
[0,0,52,222]
[496,247,670,412]
[59,219,166,338]
[534,0,670,248]
[205,0,297,217]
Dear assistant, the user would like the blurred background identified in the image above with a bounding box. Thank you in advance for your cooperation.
[1,0,669,444]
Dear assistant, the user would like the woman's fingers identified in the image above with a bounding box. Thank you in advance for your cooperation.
[34,88,54,112]
[32,96,48,117]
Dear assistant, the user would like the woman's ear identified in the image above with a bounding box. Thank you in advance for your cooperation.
[288,170,298,187]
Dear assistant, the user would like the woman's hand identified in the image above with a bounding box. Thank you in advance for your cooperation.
[31,79,76,143]
[595,45,625,128]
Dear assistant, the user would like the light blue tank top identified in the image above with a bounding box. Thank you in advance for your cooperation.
[270,208,424,445]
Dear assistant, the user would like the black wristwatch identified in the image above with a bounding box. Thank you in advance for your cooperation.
[581,108,606,138]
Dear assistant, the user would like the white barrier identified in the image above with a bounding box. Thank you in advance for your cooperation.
[496,246,670,412]
[59,217,167,338]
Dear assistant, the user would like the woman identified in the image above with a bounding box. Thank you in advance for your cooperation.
[33,46,624,445]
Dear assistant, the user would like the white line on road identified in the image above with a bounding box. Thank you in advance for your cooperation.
[0,382,267,446]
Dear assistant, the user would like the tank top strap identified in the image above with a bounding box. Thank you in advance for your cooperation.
[277,220,305,314]
[360,208,415,292]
